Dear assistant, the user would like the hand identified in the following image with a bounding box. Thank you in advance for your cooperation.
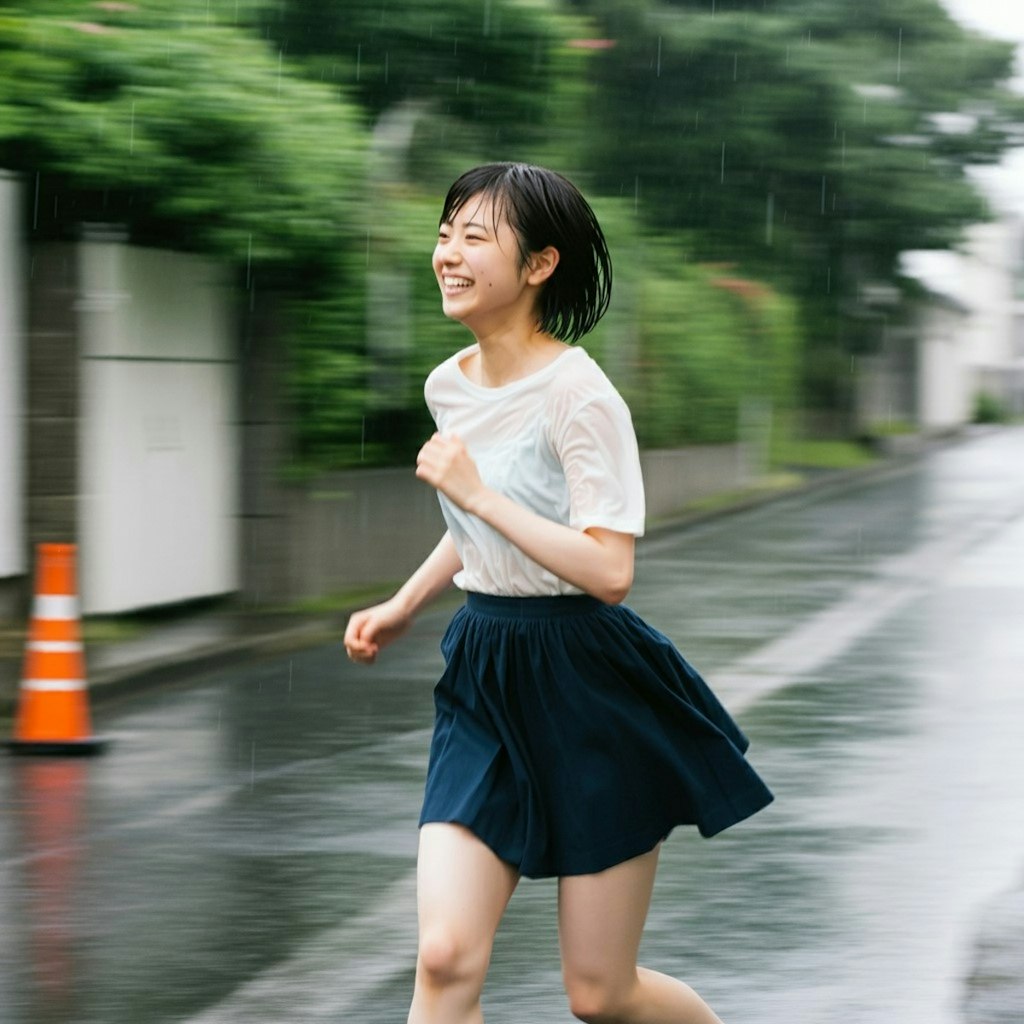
[415,433,487,513]
[343,598,412,665]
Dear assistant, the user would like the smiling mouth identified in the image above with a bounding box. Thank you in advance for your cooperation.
[442,276,473,291]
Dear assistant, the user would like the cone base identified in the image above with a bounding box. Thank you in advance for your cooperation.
[6,737,110,757]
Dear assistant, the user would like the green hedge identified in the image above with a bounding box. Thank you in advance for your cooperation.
[322,193,803,465]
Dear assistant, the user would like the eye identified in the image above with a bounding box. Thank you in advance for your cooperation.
[465,234,484,242]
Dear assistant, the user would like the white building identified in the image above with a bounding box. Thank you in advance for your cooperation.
[901,216,1024,429]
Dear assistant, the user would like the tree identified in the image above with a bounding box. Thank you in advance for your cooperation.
[253,0,583,189]
[251,0,595,464]
[571,0,1024,418]
[0,2,365,268]
[0,1,377,461]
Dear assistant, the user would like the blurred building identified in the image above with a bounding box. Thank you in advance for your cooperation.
[892,216,1024,431]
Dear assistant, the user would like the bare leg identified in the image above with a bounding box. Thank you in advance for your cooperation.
[558,846,724,1024]
[408,823,520,1024]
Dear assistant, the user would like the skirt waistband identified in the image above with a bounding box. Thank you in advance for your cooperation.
[465,592,604,618]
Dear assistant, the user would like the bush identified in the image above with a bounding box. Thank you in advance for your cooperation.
[587,216,802,451]
[973,391,1008,424]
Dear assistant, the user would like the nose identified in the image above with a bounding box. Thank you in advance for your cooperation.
[436,241,462,267]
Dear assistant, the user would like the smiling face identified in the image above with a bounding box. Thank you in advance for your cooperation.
[432,194,554,339]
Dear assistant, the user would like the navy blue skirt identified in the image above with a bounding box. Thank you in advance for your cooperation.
[420,593,774,879]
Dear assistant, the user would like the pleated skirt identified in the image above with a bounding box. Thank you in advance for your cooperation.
[419,592,774,879]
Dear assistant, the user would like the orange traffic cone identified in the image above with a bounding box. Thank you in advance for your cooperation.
[7,543,107,755]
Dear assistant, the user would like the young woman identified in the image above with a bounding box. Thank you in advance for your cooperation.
[344,162,773,1024]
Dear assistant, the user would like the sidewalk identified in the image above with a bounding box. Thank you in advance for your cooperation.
[0,601,354,716]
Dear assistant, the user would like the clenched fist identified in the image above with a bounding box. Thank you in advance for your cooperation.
[415,433,488,512]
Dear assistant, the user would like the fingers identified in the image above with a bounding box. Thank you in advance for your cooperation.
[416,434,468,487]
[417,434,463,461]
[345,636,379,664]
[415,437,443,483]
[344,611,380,664]
[346,642,378,664]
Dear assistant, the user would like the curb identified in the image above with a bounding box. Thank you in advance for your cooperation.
[644,446,929,537]
[84,617,346,706]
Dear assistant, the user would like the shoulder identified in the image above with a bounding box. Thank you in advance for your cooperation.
[547,346,630,417]
[425,344,477,406]
[546,347,635,449]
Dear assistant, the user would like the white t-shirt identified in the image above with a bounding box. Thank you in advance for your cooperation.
[424,343,646,597]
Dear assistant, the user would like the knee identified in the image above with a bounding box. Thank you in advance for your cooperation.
[564,973,633,1024]
[416,927,486,991]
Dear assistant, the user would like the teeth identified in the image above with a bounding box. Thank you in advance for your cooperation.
[443,277,472,289]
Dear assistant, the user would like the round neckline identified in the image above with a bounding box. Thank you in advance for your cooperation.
[453,344,580,398]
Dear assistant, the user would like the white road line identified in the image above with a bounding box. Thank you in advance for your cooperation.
[716,500,1024,712]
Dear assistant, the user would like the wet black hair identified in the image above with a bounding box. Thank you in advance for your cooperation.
[438,163,612,343]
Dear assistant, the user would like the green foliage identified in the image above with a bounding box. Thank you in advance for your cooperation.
[0,2,366,266]
[972,390,1009,424]
[0,0,383,469]
[864,418,916,437]
[572,0,1023,416]
[253,0,586,189]
[632,261,801,447]
[770,437,877,470]
[1,0,1019,470]
[586,208,802,448]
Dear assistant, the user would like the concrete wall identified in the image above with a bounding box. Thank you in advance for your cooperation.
[856,324,920,432]
[918,304,972,432]
[77,239,239,614]
[238,289,292,610]
[25,244,80,570]
[0,174,24,593]
[642,445,747,524]
[280,469,446,602]
[251,444,748,605]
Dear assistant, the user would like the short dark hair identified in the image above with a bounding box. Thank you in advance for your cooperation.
[439,163,612,343]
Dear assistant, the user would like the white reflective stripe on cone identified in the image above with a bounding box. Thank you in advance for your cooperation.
[21,679,87,692]
[27,641,83,653]
[33,595,79,620]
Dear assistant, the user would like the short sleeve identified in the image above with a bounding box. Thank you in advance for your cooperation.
[423,368,441,429]
[554,391,646,537]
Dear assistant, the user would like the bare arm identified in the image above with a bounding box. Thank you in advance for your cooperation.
[344,531,461,664]
[416,434,634,605]
[390,530,462,617]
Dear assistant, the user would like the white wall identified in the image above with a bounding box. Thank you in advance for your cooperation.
[918,305,971,431]
[902,218,1024,428]
[77,240,239,614]
[959,221,1020,369]
[0,173,25,580]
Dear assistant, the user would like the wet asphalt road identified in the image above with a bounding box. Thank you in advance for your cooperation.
[2,427,1023,1024]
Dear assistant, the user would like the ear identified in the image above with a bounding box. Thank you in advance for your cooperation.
[525,246,560,286]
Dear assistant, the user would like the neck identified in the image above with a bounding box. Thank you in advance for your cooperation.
[472,327,566,388]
